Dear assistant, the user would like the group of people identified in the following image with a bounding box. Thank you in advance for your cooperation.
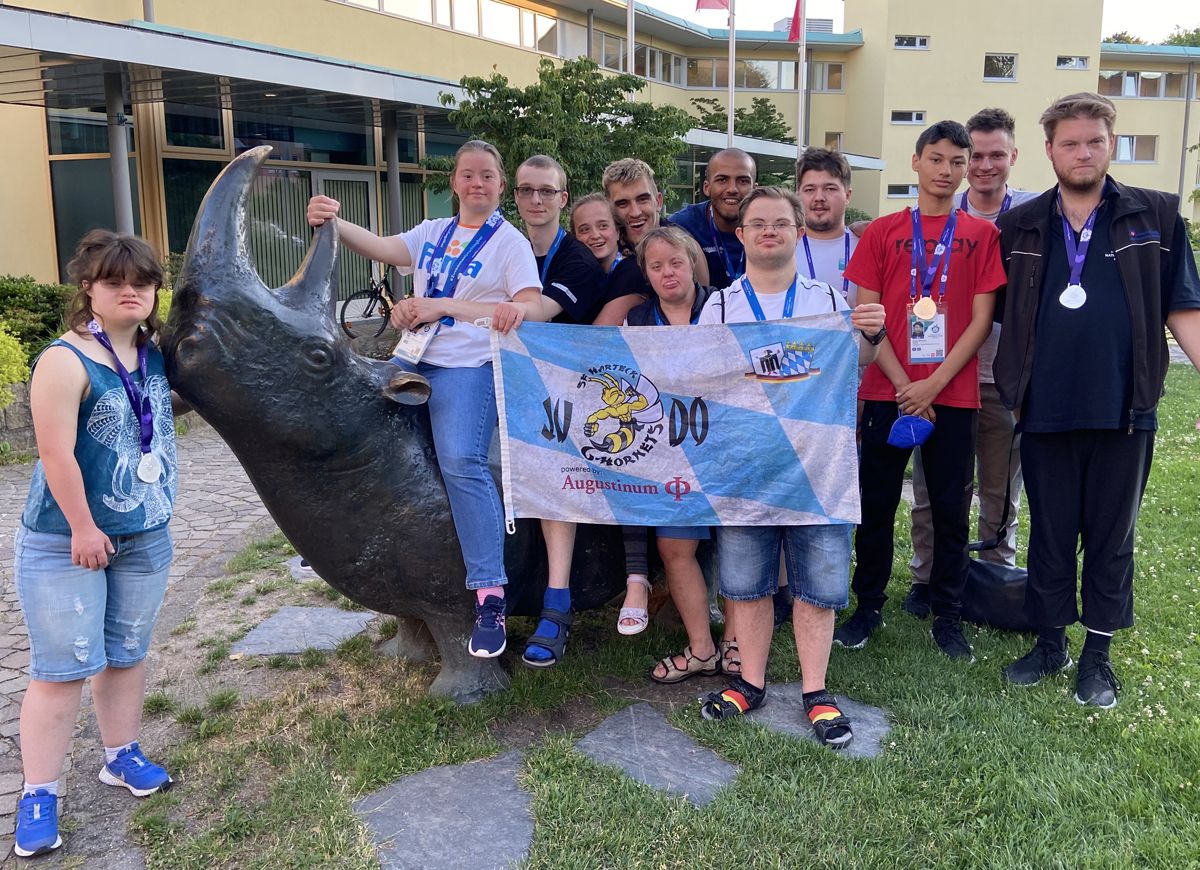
[9,89,1199,857]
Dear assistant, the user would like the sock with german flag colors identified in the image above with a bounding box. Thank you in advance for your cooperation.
[803,689,853,747]
[699,676,765,721]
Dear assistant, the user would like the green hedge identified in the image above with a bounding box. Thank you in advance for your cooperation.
[0,321,26,409]
[0,275,73,365]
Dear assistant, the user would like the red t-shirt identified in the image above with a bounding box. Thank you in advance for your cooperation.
[844,208,1006,409]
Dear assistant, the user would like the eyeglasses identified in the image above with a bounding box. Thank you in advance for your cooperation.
[741,220,798,233]
[514,186,565,200]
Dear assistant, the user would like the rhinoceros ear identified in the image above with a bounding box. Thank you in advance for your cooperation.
[179,145,273,298]
[277,216,336,318]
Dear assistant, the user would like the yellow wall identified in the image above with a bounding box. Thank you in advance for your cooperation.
[0,104,58,282]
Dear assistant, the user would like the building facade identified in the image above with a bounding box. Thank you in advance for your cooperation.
[0,0,1196,286]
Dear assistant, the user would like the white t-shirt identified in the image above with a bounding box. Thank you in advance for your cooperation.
[392,217,541,368]
[795,231,860,306]
[960,187,1039,383]
[698,274,849,325]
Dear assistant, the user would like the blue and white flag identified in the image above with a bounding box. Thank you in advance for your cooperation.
[492,312,860,528]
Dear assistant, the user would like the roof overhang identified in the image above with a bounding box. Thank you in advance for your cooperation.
[1098,42,1200,64]
[684,128,884,174]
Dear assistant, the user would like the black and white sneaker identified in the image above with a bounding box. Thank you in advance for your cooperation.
[468,595,507,658]
[1003,642,1073,686]
[1075,651,1120,709]
[930,617,974,663]
[833,607,883,649]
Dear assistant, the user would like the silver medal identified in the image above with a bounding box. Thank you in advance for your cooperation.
[137,452,162,483]
[1059,283,1087,310]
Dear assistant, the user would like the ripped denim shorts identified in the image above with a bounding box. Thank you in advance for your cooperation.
[13,524,173,682]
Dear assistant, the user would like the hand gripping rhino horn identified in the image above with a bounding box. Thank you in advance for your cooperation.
[161,146,627,702]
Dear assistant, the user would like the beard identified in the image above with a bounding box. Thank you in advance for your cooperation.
[805,213,837,233]
[1053,161,1108,195]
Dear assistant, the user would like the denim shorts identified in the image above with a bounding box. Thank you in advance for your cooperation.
[716,523,851,609]
[14,524,173,682]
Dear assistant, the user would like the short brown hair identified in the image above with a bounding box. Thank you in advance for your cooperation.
[65,229,165,346]
[738,186,804,228]
[602,158,657,197]
[795,148,851,189]
[1040,93,1116,142]
[635,226,702,275]
[517,154,567,192]
[966,107,1016,138]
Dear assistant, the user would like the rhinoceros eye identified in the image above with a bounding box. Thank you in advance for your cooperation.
[298,338,335,374]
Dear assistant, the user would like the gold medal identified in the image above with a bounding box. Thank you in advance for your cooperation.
[913,296,937,320]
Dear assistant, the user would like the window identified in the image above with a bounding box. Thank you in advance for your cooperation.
[887,184,919,197]
[687,58,714,87]
[1099,69,1190,99]
[451,0,478,35]
[559,20,587,59]
[808,61,844,92]
[891,110,925,125]
[480,0,520,46]
[1115,135,1157,163]
[591,31,626,72]
[382,0,431,23]
[894,35,929,49]
[165,103,224,150]
[984,53,1017,81]
[824,131,843,151]
[1057,55,1088,70]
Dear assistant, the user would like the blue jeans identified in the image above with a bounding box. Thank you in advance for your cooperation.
[717,524,851,609]
[392,359,507,590]
[14,524,173,682]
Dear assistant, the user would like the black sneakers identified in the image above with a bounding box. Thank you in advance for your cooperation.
[930,617,974,662]
[901,583,931,619]
[1003,642,1073,686]
[1075,651,1121,709]
[833,607,883,649]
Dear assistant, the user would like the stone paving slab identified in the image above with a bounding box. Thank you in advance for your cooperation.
[285,555,317,582]
[575,703,740,806]
[231,605,373,656]
[746,684,891,759]
[354,751,532,870]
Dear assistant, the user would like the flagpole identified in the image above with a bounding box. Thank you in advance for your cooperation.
[627,0,635,76]
[726,0,736,147]
[796,0,806,154]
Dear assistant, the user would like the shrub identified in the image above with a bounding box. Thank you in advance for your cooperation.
[0,275,72,364]
[846,206,874,224]
[0,321,29,409]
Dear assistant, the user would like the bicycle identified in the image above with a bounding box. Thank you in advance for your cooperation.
[340,275,396,339]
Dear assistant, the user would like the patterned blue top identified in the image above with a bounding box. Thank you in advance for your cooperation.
[22,340,177,536]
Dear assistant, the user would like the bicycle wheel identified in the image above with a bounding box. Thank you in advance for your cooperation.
[340,288,382,339]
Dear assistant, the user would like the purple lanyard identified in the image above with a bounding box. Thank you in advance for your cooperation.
[909,208,958,304]
[960,189,1012,214]
[426,209,505,325]
[1057,190,1100,286]
[801,230,851,298]
[87,320,153,456]
[707,205,744,282]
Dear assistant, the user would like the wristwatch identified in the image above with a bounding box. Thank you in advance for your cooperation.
[860,325,887,346]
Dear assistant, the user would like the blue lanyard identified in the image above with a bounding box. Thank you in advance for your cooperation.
[741,275,797,322]
[1057,190,1101,287]
[426,210,505,324]
[960,189,1012,214]
[539,227,566,286]
[708,205,744,282]
[801,230,851,298]
[909,208,958,304]
[652,293,701,325]
[607,251,623,276]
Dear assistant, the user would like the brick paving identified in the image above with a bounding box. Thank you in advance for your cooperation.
[0,421,273,861]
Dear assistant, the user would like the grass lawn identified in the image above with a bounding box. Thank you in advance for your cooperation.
[133,368,1200,869]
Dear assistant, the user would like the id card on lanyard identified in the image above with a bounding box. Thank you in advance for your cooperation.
[395,210,504,364]
[907,208,956,364]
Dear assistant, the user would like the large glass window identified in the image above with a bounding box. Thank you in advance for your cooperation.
[163,158,226,253]
[165,103,224,150]
[383,0,432,22]
[50,158,141,280]
[245,167,313,288]
[687,59,714,88]
[452,0,478,35]
[560,20,587,59]
[481,0,520,46]
[808,61,844,92]
[233,113,373,165]
[1100,69,1189,99]
[47,107,132,156]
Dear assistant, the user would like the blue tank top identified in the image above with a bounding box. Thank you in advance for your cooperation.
[21,339,177,536]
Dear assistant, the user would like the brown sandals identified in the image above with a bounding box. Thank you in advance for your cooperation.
[648,645,721,684]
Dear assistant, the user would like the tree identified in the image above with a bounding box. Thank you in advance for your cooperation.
[437,58,693,203]
[690,96,794,143]
[1103,30,1145,44]
[1164,25,1200,47]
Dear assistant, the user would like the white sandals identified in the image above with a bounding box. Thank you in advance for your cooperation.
[617,574,652,636]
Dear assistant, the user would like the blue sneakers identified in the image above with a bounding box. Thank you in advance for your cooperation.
[468,595,507,658]
[14,790,61,858]
[98,743,173,797]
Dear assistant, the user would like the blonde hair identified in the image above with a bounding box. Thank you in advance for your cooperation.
[635,226,702,275]
[569,192,617,234]
[602,158,658,197]
[1040,93,1116,142]
[65,229,164,346]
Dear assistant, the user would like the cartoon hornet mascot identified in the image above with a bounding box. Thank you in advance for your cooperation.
[582,372,663,454]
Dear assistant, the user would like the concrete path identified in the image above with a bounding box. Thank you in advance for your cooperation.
[0,420,274,862]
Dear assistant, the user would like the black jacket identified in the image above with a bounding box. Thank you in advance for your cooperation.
[626,284,715,326]
[994,178,1188,423]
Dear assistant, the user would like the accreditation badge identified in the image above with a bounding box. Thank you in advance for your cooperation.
[393,321,440,364]
[908,308,946,364]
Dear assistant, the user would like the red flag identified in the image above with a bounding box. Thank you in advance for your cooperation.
[788,0,804,41]
[695,0,729,9]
